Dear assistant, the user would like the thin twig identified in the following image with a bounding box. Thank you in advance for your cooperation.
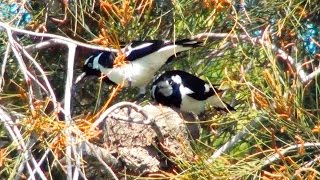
[24,70,49,94]
[71,143,82,180]
[16,42,59,113]
[0,43,10,92]
[27,148,51,180]
[5,27,35,113]
[3,30,47,178]
[301,155,320,168]
[197,42,232,76]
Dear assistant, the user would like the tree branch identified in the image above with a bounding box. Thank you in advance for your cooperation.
[0,21,118,53]
[0,43,10,92]
[90,102,164,142]
[192,32,315,84]
[5,26,35,113]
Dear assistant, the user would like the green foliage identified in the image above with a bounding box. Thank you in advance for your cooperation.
[1,0,320,179]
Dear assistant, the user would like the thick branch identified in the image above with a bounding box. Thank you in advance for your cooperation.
[0,21,118,53]
[192,32,313,84]
[91,102,164,142]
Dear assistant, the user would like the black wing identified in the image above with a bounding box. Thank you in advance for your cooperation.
[126,39,202,61]
[126,40,165,61]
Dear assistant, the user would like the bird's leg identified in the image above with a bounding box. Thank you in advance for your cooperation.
[138,87,146,96]
[128,78,132,88]
[123,69,133,88]
[136,87,146,100]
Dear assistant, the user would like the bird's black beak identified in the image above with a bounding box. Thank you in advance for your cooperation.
[74,72,86,84]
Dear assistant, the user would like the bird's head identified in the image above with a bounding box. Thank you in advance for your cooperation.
[151,80,172,98]
[151,75,182,99]
[74,56,102,84]
[82,56,102,76]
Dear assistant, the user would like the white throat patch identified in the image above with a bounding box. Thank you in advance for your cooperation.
[157,81,173,97]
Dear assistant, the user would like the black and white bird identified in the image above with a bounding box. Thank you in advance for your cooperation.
[151,70,235,115]
[75,39,202,95]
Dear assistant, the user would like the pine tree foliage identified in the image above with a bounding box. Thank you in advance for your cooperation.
[0,0,320,179]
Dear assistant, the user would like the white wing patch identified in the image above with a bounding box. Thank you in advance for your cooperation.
[204,84,210,92]
[93,52,103,70]
[171,75,182,84]
[180,86,194,95]
[124,43,153,56]
[84,55,93,65]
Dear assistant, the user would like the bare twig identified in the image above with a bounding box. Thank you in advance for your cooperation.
[64,44,76,122]
[301,155,320,168]
[5,27,35,113]
[24,70,49,94]
[64,43,77,180]
[0,43,10,92]
[197,42,232,76]
[71,143,83,180]
[16,42,59,113]
[27,149,51,180]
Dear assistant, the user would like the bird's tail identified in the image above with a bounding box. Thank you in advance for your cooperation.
[173,39,203,47]
[207,95,235,112]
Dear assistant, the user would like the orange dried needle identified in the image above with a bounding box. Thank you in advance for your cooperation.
[89,81,124,122]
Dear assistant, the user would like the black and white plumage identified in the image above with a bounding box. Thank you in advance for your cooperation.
[151,70,235,115]
[75,39,202,95]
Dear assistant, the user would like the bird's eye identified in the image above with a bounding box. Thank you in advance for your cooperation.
[87,63,92,68]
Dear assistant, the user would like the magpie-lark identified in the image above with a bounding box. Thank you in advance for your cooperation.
[75,39,202,95]
[151,70,235,115]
